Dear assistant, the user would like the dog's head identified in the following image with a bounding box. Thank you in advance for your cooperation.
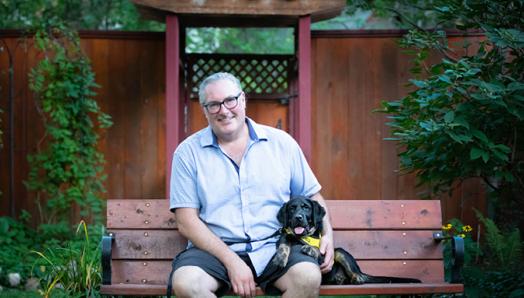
[277,195,326,237]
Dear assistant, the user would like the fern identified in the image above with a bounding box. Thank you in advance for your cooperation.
[475,209,522,268]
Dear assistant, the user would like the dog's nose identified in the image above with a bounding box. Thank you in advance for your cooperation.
[295,214,303,221]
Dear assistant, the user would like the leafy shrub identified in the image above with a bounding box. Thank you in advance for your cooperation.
[0,215,39,288]
[377,0,524,232]
[455,212,524,297]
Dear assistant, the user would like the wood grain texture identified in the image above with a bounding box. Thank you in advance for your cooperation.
[107,199,175,229]
[107,199,442,229]
[133,0,345,17]
[101,282,463,296]
[0,31,484,233]
[108,259,446,285]
[107,229,442,260]
[328,200,442,229]
[101,198,461,295]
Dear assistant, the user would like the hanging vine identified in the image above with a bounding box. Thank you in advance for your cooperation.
[26,23,112,226]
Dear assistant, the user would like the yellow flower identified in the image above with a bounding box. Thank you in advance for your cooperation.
[459,234,466,238]
[462,225,472,232]
[442,223,453,230]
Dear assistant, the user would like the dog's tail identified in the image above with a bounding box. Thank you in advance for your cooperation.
[334,248,421,284]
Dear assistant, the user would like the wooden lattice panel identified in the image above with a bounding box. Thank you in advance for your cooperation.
[186,53,294,100]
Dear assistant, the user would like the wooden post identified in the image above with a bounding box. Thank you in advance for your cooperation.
[293,15,312,161]
[165,14,182,199]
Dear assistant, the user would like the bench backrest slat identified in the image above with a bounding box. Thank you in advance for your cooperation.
[328,200,442,229]
[107,199,443,229]
[109,229,441,260]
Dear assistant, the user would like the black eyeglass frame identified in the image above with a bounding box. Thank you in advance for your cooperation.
[203,92,243,114]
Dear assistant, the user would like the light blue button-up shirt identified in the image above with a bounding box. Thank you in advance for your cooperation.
[170,118,321,275]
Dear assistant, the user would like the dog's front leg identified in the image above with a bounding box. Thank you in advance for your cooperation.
[271,236,291,268]
[301,245,321,260]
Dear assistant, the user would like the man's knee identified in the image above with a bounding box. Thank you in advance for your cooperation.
[172,266,220,298]
[275,262,322,295]
[289,262,322,289]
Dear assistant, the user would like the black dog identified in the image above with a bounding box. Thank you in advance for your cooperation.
[272,195,421,285]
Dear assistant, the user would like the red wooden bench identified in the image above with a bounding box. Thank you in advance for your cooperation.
[100,199,464,296]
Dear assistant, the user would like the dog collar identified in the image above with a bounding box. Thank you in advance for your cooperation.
[283,228,322,249]
[301,235,321,248]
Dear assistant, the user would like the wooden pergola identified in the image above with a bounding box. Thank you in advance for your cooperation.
[133,0,346,194]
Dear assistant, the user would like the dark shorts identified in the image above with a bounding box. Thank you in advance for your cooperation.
[170,245,319,296]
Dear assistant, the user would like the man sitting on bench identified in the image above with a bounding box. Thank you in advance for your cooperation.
[168,72,334,298]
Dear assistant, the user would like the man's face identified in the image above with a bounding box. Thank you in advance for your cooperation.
[202,79,246,140]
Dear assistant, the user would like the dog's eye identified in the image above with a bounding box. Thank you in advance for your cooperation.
[302,204,310,210]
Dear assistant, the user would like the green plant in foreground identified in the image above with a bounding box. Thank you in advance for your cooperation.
[466,216,523,297]
[0,214,40,289]
[33,221,103,298]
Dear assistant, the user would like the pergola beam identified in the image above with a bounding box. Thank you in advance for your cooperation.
[165,15,182,198]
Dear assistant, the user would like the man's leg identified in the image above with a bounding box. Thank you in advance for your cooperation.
[172,266,221,298]
[273,262,322,298]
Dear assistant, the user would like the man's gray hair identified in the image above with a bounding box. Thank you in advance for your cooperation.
[198,72,243,105]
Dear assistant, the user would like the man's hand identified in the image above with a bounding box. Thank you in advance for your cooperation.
[226,256,256,298]
[310,192,335,273]
[319,233,334,273]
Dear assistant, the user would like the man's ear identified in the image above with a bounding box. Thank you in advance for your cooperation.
[310,200,326,230]
[277,201,289,225]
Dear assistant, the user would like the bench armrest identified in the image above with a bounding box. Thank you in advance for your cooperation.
[433,232,464,283]
[102,233,115,285]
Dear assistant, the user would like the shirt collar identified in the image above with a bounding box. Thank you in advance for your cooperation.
[200,117,268,148]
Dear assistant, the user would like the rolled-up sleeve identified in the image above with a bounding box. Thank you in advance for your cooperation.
[289,137,321,197]
[170,143,200,212]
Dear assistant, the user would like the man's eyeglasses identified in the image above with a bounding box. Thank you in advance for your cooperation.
[203,92,243,114]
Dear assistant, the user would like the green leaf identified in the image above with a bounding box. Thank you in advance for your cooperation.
[471,130,489,143]
[444,111,455,123]
[410,79,428,88]
[508,82,524,92]
[447,131,472,143]
[470,147,484,160]
[438,75,452,84]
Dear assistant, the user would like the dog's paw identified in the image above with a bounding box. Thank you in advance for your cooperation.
[300,245,320,259]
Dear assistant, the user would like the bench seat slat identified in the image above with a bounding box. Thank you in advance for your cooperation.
[107,199,443,229]
[108,229,443,260]
[101,283,463,296]
[109,260,445,284]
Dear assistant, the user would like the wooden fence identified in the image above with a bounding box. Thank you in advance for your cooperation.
[0,29,485,227]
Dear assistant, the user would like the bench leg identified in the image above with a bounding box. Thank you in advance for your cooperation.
[101,233,114,285]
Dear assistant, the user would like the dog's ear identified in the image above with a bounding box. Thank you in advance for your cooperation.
[277,201,289,225]
[310,200,326,230]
